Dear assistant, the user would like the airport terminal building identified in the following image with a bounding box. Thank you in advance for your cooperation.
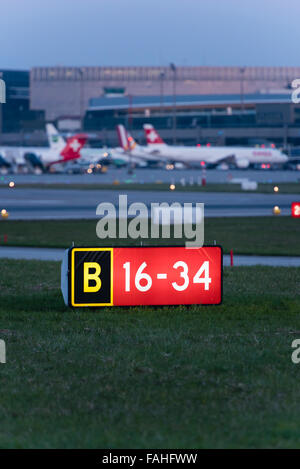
[30,66,300,121]
[28,66,300,147]
[84,92,300,147]
[0,70,44,136]
[1,66,300,147]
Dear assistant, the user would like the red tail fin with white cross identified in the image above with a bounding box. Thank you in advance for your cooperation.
[48,133,87,166]
[143,124,166,146]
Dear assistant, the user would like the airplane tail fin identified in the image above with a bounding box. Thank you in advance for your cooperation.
[61,134,87,160]
[143,124,166,146]
[116,125,137,151]
[48,134,87,166]
[127,132,137,151]
[46,123,66,152]
[116,125,129,150]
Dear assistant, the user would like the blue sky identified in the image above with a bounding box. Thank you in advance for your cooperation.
[1,0,299,68]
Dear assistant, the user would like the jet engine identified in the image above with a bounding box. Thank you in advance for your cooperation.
[236,158,250,169]
[24,152,45,174]
[0,154,11,174]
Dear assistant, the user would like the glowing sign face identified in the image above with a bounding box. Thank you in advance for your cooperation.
[291,202,300,218]
[64,246,223,308]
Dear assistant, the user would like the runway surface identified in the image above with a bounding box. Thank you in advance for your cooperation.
[0,168,300,185]
[0,187,297,219]
[0,246,299,266]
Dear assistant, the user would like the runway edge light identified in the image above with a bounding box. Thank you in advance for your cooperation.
[273,205,281,215]
[61,246,223,308]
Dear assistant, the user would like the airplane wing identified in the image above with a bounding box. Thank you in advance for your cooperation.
[206,154,236,168]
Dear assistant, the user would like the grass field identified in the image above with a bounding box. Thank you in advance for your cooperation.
[0,259,300,448]
[0,216,299,256]
[1,181,300,193]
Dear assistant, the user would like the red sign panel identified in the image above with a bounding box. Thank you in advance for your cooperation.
[68,246,222,307]
[291,202,300,218]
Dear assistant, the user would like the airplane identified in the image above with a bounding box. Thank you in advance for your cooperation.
[47,123,107,162]
[115,125,162,167]
[0,127,87,174]
[47,124,152,169]
[143,124,288,169]
[46,124,131,168]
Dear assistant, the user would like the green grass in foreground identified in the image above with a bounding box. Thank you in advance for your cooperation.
[0,260,300,448]
[0,216,299,256]
[1,182,300,193]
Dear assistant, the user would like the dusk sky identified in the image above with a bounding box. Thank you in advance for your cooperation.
[1,0,299,68]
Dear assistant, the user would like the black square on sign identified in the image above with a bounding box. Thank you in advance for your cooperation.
[71,248,113,306]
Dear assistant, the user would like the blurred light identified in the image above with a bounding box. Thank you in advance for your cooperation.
[1,209,8,218]
[273,205,281,215]
[206,143,211,147]
[170,184,175,191]
[96,164,101,169]
[8,181,15,188]
[197,143,201,147]
[103,152,108,157]
[87,168,93,174]
[271,143,275,148]
[166,164,174,170]
[200,161,206,167]
[274,186,279,192]
[261,144,265,148]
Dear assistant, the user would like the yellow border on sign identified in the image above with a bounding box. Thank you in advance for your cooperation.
[71,247,114,307]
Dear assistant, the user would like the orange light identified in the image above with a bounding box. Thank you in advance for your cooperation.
[8,181,15,188]
[1,209,8,218]
[170,184,175,190]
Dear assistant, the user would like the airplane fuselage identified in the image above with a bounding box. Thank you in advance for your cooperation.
[144,144,288,167]
[0,146,59,165]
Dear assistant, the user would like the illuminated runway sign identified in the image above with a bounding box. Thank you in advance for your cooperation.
[291,202,300,218]
[61,246,222,307]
